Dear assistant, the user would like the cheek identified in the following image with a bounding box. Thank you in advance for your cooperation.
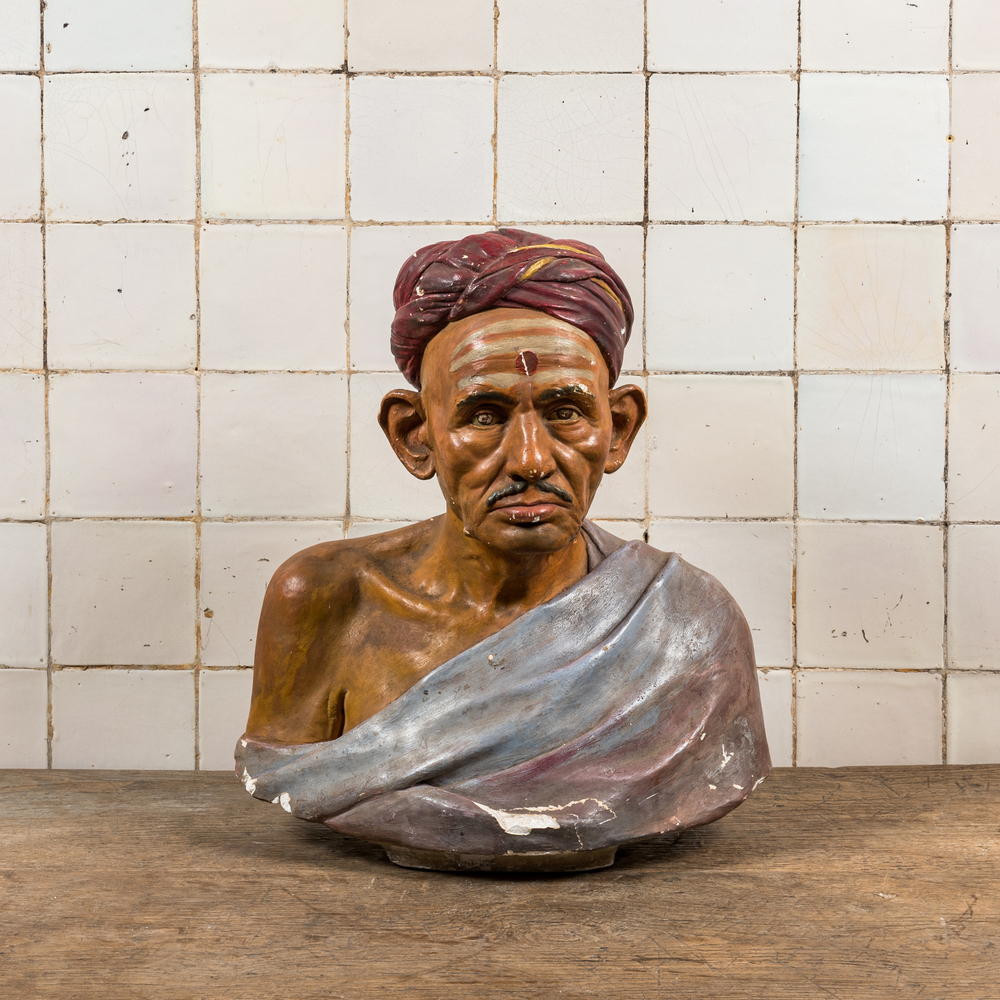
[434,426,505,486]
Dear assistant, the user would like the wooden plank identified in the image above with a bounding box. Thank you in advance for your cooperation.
[1,766,997,998]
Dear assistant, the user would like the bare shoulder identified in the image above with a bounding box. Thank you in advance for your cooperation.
[262,519,439,617]
[246,519,440,743]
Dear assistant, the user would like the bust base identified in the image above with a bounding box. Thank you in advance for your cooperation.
[382,845,618,873]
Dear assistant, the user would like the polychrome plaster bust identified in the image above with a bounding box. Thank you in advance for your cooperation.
[235,229,771,872]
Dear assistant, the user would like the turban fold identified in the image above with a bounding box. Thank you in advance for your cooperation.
[391,228,634,389]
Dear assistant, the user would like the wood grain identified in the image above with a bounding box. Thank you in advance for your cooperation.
[2,766,997,999]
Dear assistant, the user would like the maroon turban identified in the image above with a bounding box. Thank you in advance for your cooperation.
[391,228,634,389]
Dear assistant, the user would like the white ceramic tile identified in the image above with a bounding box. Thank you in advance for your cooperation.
[44,74,195,222]
[44,0,192,71]
[948,525,1000,670]
[591,521,645,543]
[588,418,646,521]
[756,669,792,767]
[797,374,946,520]
[647,376,794,518]
[0,0,39,70]
[200,224,346,371]
[49,373,197,517]
[0,523,47,668]
[350,77,493,223]
[797,225,945,371]
[648,521,793,667]
[801,0,948,71]
[648,75,797,223]
[200,373,348,516]
[0,372,45,518]
[798,75,949,222]
[349,0,493,72]
[646,225,794,371]
[46,223,196,370]
[947,673,1000,763]
[796,523,944,668]
[796,670,942,766]
[200,74,345,220]
[200,0,343,70]
[0,670,47,767]
[52,668,194,768]
[498,75,645,223]
[497,0,643,72]
[948,376,1000,521]
[952,75,1000,221]
[647,0,798,72]
[0,223,43,368]
[200,521,341,667]
[349,372,446,521]
[0,76,40,220]
[951,226,1000,371]
[953,0,1000,70]
[199,669,254,770]
[51,521,196,665]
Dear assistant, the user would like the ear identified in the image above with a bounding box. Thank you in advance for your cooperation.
[604,383,647,474]
[378,389,436,481]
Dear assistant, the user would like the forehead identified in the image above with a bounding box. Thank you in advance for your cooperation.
[422,309,604,395]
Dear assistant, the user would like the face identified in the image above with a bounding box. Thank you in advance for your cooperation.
[380,308,646,555]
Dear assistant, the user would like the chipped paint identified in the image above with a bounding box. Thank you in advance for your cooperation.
[241,768,256,795]
[472,797,615,837]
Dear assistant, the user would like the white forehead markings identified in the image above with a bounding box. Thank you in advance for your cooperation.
[456,370,596,390]
[451,315,581,355]
[450,333,595,372]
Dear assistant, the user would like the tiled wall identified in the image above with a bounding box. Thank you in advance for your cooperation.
[2,0,1000,770]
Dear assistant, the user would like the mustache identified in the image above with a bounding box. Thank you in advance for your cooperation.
[486,479,574,508]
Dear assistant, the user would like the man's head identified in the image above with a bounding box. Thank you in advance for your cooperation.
[379,231,646,555]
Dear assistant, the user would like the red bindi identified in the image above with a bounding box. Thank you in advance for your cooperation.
[515,350,539,376]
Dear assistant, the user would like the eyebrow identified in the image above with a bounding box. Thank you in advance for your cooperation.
[455,390,518,411]
[536,385,597,404]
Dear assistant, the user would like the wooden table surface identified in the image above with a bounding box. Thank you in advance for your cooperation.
[2,766,997,999]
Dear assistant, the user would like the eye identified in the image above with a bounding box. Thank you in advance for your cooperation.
[471,410,502,427]
[548,406,580,422]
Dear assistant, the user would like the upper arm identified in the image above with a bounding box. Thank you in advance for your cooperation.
[244,544,357,745]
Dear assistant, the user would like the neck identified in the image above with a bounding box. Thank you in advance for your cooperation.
[417,510,590,611]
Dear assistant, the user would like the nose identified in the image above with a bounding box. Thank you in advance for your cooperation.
[506,411,553,482]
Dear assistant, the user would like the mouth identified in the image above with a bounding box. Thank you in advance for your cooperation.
[489,492,572,525]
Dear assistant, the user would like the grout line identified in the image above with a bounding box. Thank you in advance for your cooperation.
[492,0,499,227]
[39,0,52,770]
[641,0,650,545]
[0,367,963,376]
[5,514,989,525]
[192,0,203,771]
[790,0,803,769]
[16,67,983,77]
[942,0,955,764]
[343,0,353,539]
[6,217,969,228]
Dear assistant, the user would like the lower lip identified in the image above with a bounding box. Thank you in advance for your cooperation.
[497,503,563,523]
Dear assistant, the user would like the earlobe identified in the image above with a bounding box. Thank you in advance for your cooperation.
[604,384,647,474]
[378,389,436,481]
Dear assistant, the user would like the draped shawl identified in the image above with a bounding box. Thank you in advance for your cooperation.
[235,523,771,857]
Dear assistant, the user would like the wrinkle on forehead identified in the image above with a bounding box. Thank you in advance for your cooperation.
[450,333,596,372]
[450,314,583,356]
[456,370,596,390]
